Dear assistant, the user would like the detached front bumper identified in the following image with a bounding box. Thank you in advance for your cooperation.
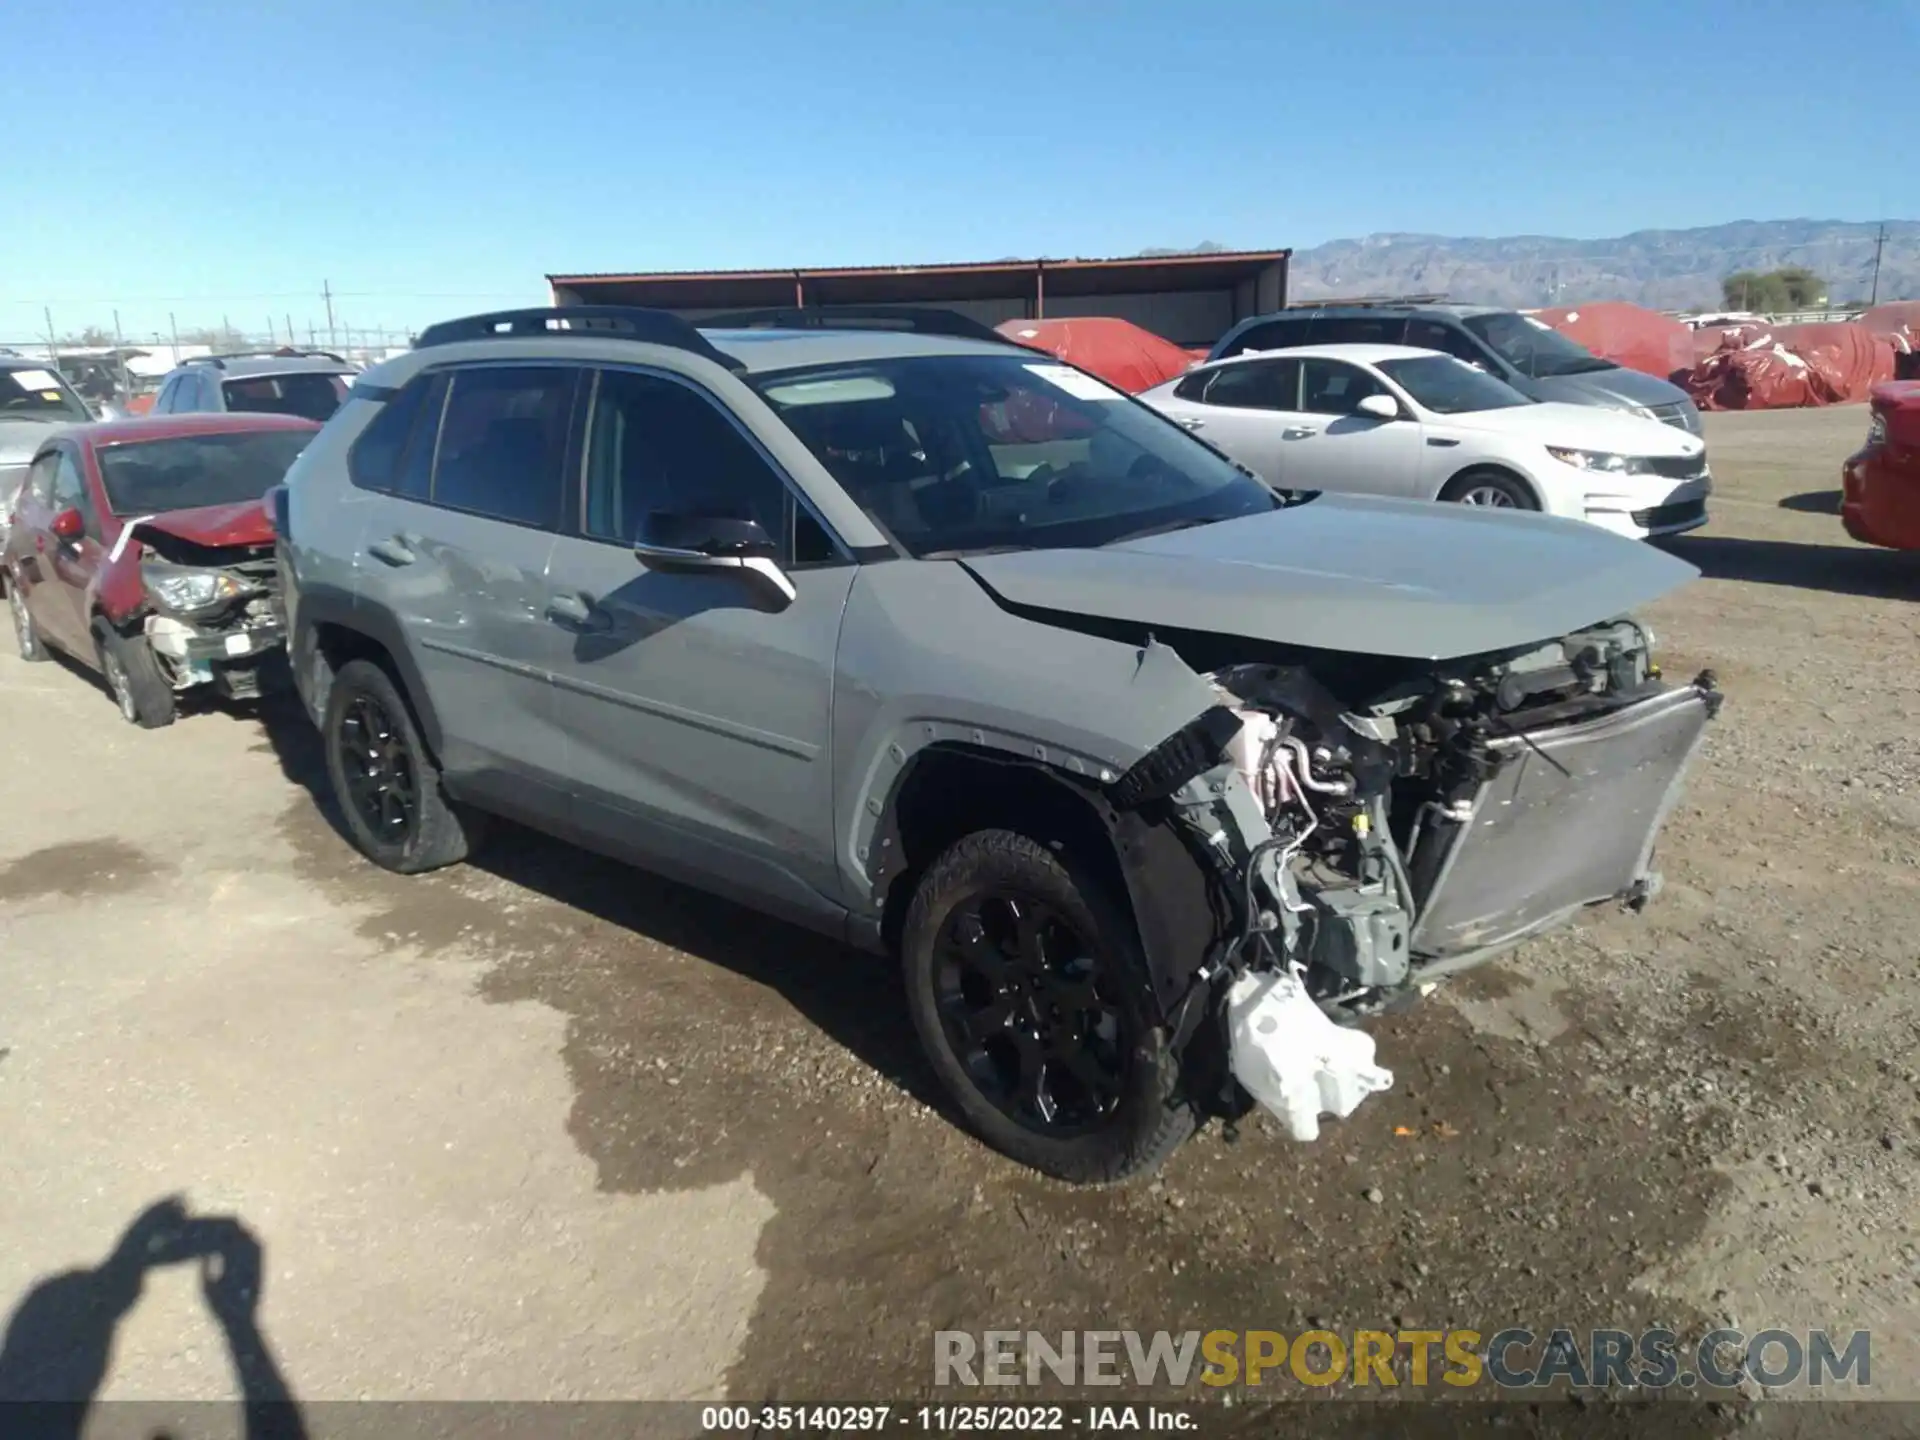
[1406,675,1720,967]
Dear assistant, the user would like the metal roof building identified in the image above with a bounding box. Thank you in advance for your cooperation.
[547,249,1290,349]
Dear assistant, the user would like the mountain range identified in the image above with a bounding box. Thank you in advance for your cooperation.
[1145,220,1917,310]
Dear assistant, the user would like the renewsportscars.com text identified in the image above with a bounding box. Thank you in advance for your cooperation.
[934,1327,1872,1391]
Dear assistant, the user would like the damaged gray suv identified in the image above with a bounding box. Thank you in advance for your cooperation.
[277,306,1719,1183]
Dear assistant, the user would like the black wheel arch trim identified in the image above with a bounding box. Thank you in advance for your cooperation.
[291,582,446,759]
[866,743,1230,1034]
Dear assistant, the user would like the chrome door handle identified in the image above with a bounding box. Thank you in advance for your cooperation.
[546,593,609,631]
[1174,416,1206,431]
[367,536,416,566]
[1282,426,1319,439]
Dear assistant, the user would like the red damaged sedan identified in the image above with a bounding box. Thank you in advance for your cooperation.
[2,412,317,727]
[1842,381,1920,551]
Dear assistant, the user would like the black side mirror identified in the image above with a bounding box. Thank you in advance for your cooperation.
[633,510,795,608]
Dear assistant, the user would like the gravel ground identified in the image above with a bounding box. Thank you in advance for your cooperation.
[0,403,1914,1433]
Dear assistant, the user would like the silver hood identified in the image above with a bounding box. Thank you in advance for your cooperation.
[959,494,1697,662]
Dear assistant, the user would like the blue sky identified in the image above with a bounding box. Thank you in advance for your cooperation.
[4,0,1912,342]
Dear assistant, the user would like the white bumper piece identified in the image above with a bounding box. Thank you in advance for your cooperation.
[1227,970,1393,1141]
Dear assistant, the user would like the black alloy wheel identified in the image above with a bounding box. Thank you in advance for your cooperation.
[902,829,1197,1182]
[933,891,1131,1135]
[338,692,419,847]
[321,658,484,874]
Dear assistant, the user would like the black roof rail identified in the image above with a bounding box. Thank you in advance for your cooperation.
[185,347,350,369]
[1283,293,1451,311]
[413,306,744,371]
[696,306,1014,345]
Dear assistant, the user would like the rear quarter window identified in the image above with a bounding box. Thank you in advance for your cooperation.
[346,378,435,493]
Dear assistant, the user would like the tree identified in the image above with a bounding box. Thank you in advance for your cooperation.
[1722,267,1827,311]
[181,325,250,352]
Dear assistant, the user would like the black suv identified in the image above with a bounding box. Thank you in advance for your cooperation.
[1210,303,1703,435]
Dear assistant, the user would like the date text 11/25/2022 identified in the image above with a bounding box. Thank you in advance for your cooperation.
[700,1405,1192,1432]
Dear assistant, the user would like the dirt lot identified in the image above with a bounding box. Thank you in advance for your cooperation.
[1,405,1915,1431]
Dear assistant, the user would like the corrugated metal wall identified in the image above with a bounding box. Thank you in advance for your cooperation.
[1041,290,1235,346]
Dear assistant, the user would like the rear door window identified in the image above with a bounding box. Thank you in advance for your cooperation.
[429,366,576,528]
[1196,358,1300,410]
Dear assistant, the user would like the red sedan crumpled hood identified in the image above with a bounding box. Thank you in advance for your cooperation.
[132,497,275,547]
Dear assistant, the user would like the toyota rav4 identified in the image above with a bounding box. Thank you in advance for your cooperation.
[276,306,1719,1183]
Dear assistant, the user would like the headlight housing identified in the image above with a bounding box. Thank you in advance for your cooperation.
[1545,446,1655,475]
[1866,411,1887,448]
[141,561,256,615]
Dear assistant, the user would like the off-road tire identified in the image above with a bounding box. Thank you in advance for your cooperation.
[1441,467,1539,510]
[901,828,1197,1183]
[96,621,176,729]
[8,575,47,662]
[323,658,483,874]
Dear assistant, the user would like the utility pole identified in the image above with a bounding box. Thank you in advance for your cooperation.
[322,279,336,349]
[1869,224,1888,307]
[286,313,294,349]
[43,306,57,362]
[169,312,181,365]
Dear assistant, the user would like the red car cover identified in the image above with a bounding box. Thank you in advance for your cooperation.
[1859,301,1920,349]
[995,317,1198,395]
[1681,322,1897,410]
[1688,322,1774,367]
[1530,302,1694,380]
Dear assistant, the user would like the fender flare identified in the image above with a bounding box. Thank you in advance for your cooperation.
[863,739,1230,1028]
[291,582,446,758]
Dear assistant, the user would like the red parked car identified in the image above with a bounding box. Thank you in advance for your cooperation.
[2,412,318,726]
[1842,381,1920,551]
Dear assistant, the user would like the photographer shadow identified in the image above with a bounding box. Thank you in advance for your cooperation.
[0,1197,306,1440]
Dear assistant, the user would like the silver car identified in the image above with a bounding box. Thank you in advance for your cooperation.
[0,359,92,548]
[277,307,1719,1182]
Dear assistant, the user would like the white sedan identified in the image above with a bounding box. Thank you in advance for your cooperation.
[1139,343,1711,539]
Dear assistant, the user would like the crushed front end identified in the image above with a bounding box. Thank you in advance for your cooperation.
[1110,619,1719,1132]
[110,531,288,701]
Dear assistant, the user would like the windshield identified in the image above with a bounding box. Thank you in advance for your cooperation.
[1462,312,1615,378]
[96,429,314,515]
[755,354,1281,557]
[1378,355,1532,414]
[221,372,350,422]
[0,365,92,422]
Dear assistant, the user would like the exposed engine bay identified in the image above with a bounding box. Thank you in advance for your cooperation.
[115,529,286,700]
[1109,618,1720,1136]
